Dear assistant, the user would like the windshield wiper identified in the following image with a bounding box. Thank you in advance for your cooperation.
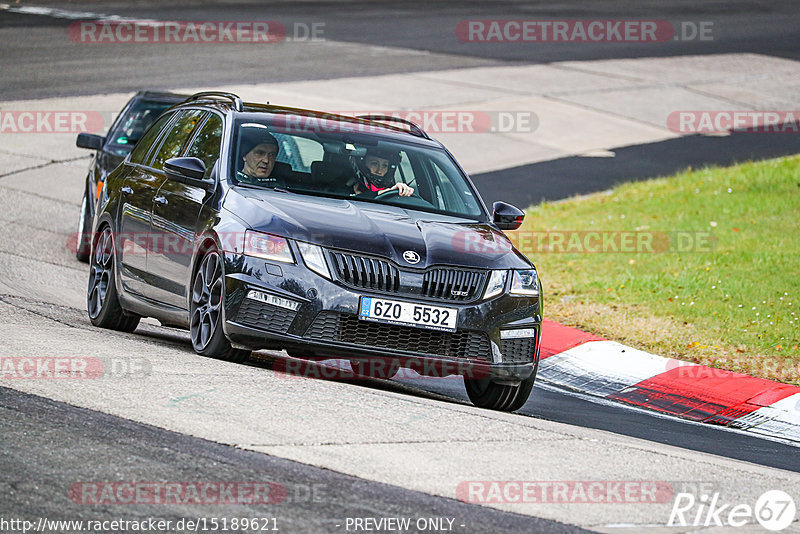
[234,182,290,193]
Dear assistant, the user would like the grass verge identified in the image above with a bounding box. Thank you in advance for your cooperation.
[512,155,800,384]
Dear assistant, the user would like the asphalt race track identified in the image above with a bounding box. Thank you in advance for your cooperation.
[2,1,800,532]
[2,0,799,99]
[1,386,581,533]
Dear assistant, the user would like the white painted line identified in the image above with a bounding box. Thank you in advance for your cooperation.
[0,4,143,22]
[735,393,800,442]
[539,340,697,397]
[538,339,800,444]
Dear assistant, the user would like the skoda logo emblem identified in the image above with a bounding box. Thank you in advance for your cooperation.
[402,250,421,264]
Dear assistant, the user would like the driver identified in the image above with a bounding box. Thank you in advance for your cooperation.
[350,148,414,197]
[236,129,283,187]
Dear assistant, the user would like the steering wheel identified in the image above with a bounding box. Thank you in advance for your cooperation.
[374,188,434,209]
[375,188,401,198]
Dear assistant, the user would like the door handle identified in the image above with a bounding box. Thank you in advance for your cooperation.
[121,186,133,195]
[154,195,168,206]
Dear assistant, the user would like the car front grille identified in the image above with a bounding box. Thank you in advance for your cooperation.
[305,312,491,361]
[422,268,484,301]
[235,298,297,334]
[500,337,537,363]
[327,250,485,302]
[329,251,400,293]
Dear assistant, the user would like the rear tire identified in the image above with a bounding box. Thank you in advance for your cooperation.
[190,249,250,364]
[76,190,92,263]
[464,361,538,412]
[87,225,140,332]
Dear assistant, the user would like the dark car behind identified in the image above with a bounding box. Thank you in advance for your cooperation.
[75,91,186,261]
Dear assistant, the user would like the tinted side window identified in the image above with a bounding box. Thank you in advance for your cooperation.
[150,109,206,171]
[184,114,223,179]
[128,112,175,165]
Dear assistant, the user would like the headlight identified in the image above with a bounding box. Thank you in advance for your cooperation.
[510,269,539,296]
[483,270,507,300]
[243,230,294,263]
[297,242,331,280]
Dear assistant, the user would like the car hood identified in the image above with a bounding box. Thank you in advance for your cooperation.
[224,187,533,270]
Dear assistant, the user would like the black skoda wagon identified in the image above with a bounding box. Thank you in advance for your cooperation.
[87,91,542,411]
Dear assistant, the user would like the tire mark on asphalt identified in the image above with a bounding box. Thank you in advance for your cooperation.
[0,293,189,353]
[0,293,84,330]
[0,155,88,179]
[0,248,86,273]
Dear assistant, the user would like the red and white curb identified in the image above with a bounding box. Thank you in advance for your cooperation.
[538,320,800,444]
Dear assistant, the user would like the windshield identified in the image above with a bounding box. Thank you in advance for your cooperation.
[106,99,176,156]
[229,117,486,219]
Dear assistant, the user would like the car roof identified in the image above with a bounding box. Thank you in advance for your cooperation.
[176,92,443,147]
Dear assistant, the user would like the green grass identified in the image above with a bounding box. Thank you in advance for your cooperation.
[514,155,800,384]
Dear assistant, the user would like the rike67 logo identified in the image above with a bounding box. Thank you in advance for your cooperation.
[669,490,796,531]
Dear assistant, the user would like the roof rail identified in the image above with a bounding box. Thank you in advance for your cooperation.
[186,91,243,112]
[356,114,431,140]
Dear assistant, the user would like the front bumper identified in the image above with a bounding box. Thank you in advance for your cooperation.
[221,252,542,381]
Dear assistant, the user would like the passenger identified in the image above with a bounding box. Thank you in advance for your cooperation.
[237,129,283,187]
[350,148,414,197]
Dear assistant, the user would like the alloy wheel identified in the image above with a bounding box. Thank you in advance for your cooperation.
[87,226,113,319]
[191,252,223,351]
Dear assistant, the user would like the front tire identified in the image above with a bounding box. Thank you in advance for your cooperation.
[464,362,538,412]
[190,250,250,364]
[87,225,140,332]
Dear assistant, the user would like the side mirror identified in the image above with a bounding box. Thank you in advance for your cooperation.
[492,201,524,231]
[164,157,213,191]
[76,133,104,151]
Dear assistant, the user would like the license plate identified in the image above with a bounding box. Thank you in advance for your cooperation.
[358,297,457,332]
